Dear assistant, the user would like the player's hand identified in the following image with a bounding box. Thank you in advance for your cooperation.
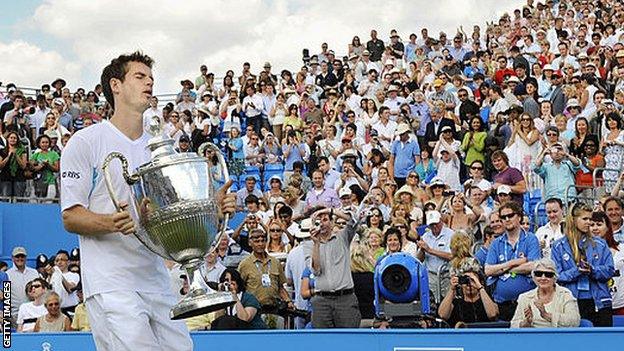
[217,179,236,219]
[112,202,136,235]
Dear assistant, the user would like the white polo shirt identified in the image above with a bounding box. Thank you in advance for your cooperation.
[60,121,170,299]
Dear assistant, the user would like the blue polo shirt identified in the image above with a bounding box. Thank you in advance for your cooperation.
[391,139,420,178]
[485,230,541,303]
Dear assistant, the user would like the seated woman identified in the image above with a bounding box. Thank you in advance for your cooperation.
[211,268,267,330]
[438,232,498,327]
[511,258,581,328]
[33,291,71,332]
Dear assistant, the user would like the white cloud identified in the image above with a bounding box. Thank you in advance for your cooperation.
[0,39,81,90]
[11,0,526,94]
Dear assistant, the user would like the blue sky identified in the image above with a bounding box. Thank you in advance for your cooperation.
[0,0,524,94]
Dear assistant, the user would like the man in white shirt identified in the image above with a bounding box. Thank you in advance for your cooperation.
[534,198,564,258]
[6,246,40,328]
[29,95,51,138]
[49,250,80,313]
[203,251,226,284]
[143,96,162,133]
[372,106,398,150]
[285,219,313,329]
[243,84,264,134]
[416,211,453,298]
[60,52,235,350]
[16,278,49,332]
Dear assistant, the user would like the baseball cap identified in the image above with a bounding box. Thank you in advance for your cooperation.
[36,254,49,269]
[433,79,444,87]
[339,187,352,198]
[426,210,442,225]
[179,135,190,143]
[12,246,27,256]
[497,185,512,195]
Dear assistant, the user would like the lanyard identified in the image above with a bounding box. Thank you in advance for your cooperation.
[503,233,523,261]
[255,260,271,275]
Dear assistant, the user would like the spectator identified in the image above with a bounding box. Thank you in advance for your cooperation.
[30,134,60,198]
[211,268,267,330]
[203,250,226,284]
[388,123,420,188]
[533,142,581,201]
[475,226,496,266]
[305,170,340,210]
[461,116,487,168]
[6,246,40,328]
[310,207,361,328]
[266,219,291,254]
[416,210,452,297]
[285,219,313,329]
[601,112,624,193]
[236,176,263,211]
[505,112,542,171]
[485,202,541,321]
[238,228,293,310]
[535,198,565,258]
[48,250,80,315]
[0,131,28,198]
[17,278,49,332]
[491,150,527,206]
[33,291,71,332]
[511,258,581,328]
[438,241,498,327]
[551,203,614,327]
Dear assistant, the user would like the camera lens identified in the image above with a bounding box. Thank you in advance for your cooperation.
[381,264,411,294]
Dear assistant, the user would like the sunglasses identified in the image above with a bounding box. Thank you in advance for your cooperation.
[336,221,347,226]
[269,228,281,233]
[370,213,381,217]
[471,166,484,170]
[458,94,468,98]
[521,118,532,121]
[394,225,407,229]
[546,132,558,136]
[251,236,267,242]
[47,302,60,307]
[534,271,555,278]
[500,213,517,220]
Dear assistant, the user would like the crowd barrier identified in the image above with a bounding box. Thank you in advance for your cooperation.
[8,328,624,351]
[0,203,77,264]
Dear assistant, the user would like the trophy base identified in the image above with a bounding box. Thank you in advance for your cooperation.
[170,290,235,320]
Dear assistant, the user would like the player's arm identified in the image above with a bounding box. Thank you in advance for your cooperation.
[62,205,133,236]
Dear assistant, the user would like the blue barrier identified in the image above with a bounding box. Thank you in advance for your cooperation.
[0,203,78,264]
[9,328,624,351]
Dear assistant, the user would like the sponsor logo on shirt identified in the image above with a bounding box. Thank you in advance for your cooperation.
[62,171,81,179]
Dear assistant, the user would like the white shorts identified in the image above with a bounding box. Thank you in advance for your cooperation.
[86,291,193,351]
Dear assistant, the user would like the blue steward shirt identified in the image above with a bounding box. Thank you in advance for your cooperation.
[485,230,541,303]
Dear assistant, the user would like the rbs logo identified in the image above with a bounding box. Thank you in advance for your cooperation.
[62,171,81,179]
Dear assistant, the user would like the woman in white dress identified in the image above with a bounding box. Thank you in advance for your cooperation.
[505,112,542,173]
[600,112,624,192]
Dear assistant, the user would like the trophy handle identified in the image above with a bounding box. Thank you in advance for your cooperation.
[197,142,231,247]
[102,152,140,212]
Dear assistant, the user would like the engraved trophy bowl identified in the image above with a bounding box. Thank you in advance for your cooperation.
[102,119,234,320]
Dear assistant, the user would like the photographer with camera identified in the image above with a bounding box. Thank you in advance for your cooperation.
[533,142,581,201]
[438,232,498,328]
[310,206,361,328]
[211,268,267,330]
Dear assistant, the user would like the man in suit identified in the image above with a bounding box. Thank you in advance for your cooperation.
[424,103,455,148]
[549,70,566,116]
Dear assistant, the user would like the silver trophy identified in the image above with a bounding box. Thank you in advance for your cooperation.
[102,118,234,320]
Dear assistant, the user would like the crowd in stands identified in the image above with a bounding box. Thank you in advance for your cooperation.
[4,0,624,331]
